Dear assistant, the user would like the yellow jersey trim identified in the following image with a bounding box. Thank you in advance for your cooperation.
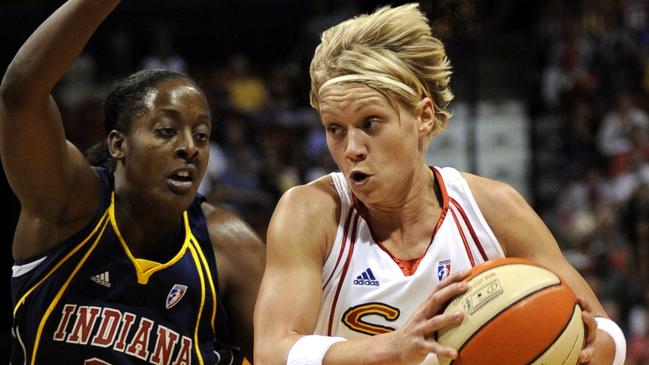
[187,243,206,365]
[31,218,110,365]
[190,236,218,335]
[109,192,190,285]
[13,210,109,317]
[133,258,162,272]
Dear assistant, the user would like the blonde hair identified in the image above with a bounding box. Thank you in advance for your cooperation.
[309,3,454,135]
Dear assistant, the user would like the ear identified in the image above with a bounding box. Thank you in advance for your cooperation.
[417,97,435,136]
[107,130,126,160]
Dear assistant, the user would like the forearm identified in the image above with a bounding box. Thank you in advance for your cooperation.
[1,0,120,103]
[257,333,398,365]
[322,334,398,365]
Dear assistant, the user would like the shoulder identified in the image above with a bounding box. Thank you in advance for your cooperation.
[460,172,537,254]
[200,202,262,250]
[460,172,527,210]
[268,174,341,260]
[278,175,340,215]
[200,201,265,293]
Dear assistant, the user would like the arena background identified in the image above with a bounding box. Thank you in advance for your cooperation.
[1,0,648,362]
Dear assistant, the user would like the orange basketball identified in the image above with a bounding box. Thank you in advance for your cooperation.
[436,258,585,365]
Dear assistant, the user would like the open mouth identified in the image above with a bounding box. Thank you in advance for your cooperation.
[166,169,195,194]
[169,171,193,183]
[350,171,370,185]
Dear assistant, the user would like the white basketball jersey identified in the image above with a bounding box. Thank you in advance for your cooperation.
[314,167,505,364]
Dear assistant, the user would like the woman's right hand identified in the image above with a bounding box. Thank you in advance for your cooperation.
[382,269,471,365]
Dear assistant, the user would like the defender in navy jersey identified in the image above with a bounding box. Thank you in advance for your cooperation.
[1,0,264,364]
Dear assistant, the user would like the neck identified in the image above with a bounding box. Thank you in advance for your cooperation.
[113,191,185,262]
[360,166,442,257]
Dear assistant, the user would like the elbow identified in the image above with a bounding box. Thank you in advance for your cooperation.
[0,68,34,108]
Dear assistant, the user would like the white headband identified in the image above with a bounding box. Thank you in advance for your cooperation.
[318,74,417,97]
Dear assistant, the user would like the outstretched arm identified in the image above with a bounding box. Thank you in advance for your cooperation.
[254,180,469,365]
[465,173,620,365]
[0,0,120,258]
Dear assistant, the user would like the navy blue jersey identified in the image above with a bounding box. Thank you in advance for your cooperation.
[11,167,243,365]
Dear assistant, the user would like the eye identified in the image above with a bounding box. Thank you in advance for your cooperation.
[326,124,344,136]
[362,117,380,131]
[156,127,177,138]
[194,131,209,143]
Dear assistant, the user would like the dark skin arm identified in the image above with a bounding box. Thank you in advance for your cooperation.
[0,0,120,259]
[463,172,616,365]
[203,203,265,362]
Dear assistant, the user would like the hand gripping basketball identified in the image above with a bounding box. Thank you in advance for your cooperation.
[381,269,471,365]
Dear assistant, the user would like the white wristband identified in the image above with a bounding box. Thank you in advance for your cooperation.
[595,317,626,365]
[287,335,347,365]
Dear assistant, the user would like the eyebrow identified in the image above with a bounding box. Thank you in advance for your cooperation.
[156,108,182,118]
[353,98,385,113]
[155,108,212,123]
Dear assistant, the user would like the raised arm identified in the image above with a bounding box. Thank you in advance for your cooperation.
[465,173,619,365]
[0,0,119,258]
[204,204,265,361]
[254,181,469,365]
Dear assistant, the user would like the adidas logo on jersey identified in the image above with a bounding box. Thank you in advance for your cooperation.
[90,271,111,288]
[353,268,380,286]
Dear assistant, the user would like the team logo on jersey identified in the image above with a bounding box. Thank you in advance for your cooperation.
[353,268,380,286]
[90,271,111,288]
[437,259,452,281]
[166,284,188,309]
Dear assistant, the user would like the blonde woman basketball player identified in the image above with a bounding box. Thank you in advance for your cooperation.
[254,4,625,365]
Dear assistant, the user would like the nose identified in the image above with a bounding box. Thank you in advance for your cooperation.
[344,129,367,163]
[175,131,198,161]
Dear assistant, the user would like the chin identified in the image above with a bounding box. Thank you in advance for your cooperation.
[158,192,195,216]
[350,187,375,204]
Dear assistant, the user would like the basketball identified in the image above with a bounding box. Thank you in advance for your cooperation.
[436,258,585,365]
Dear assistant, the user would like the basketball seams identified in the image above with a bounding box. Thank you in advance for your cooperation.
[436,258,582,365]
[527,303,584,365]
[441,281,564,365]
[467,258,547,278]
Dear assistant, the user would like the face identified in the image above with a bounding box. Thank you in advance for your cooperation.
[111,78,211,215]
[318,83,433,204]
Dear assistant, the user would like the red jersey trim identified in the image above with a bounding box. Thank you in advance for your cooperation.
[328,211,360,336]
[449,197,489,262]
[449,206,476,266]
[323,207,355,289]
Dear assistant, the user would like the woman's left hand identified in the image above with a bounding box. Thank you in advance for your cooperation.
[578,296,598,363]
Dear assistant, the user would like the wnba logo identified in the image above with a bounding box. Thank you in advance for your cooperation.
[166,284,188,309]
[437,259,452,281]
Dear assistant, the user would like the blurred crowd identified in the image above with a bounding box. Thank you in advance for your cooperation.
[7,0,649,363]
[534,1,649,363]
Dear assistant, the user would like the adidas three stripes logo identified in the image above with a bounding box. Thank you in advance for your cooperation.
[353,268,380,286]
